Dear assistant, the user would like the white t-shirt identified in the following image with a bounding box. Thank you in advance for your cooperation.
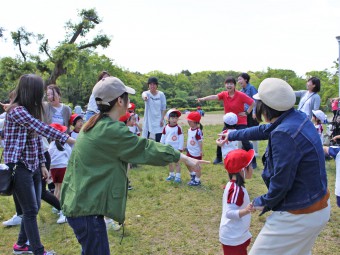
[221,129,238,159]
[87,94,99,113]
[186,128,203,157]
[335,153,340,197]
[142,90,166,136]
[160,124,184,151]
[69,130,79,149]
[219,180,252,246]
[48,141,72,169]
[52,105,65,125]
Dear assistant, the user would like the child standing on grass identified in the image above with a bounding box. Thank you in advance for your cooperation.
[312,110,327,144]
[216,112,239,159]
[128,102,143,134]
[161,109,184,183]
[48,123,72,224]
[186,111,204,186]
[220,149,255,255]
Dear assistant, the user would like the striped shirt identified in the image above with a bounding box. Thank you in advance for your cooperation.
[4,106,69,171]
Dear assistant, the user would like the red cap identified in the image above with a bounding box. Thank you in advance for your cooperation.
[128,103,136,110]
[224,149,255,174]
[49,123,67,133]
[186,111,201,122]
[69,113,83,126]
[119,111,133,122]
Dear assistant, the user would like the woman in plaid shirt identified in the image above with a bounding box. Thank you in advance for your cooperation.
[3,74,75,255]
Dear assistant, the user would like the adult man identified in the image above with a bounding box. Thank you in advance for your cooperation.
[141,77,167,142]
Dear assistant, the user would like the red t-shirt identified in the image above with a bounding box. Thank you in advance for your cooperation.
[217,91,254,125]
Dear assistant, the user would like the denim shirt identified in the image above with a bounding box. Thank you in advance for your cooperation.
[228,108,328,214]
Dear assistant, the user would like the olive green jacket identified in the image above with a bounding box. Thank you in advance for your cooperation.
[60,117,180,223]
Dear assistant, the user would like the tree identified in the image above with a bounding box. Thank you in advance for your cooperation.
[10,8,111,85]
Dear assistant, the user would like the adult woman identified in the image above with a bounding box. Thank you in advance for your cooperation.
[3,74,75,255]
[197,77,255,167]
[295,77,321,119]
[60,76,208,254]
[141,77,167,142]
[43,84,72,130]
[85,71,110,121]
[225,78,330,254]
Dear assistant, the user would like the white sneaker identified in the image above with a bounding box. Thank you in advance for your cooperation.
[2,214,22,226]
[105,218,121,231]
[56,212,67,224]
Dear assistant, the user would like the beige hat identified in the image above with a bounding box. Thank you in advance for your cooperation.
[253,78,296,111]
[93,77,135,106]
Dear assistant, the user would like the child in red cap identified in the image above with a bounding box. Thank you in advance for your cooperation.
[69,114,84,145]
[48,123,72,224]
[185,111,204,186]
[220,149,255,255]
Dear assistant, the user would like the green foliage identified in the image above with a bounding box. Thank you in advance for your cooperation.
[167,97,188,108]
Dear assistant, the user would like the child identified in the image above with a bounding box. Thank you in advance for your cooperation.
[160,109,184,183]
[69,113,84,141]
[216,112,238,159]
[323,137,340,208]
[186,111,204,186]
[312,110,326,144]
[220,149,255,255]
[48,123,72,224]
[128,102,143,134]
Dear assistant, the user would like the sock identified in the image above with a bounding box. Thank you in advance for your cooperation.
[190,172,196,177]
[175,173,181,178]
[169,172,175,177]
[195,177,200,182]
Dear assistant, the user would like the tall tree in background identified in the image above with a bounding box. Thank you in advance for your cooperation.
[10,8,111,84]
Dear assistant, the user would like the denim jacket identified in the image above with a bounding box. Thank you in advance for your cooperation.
[228,108,328,214]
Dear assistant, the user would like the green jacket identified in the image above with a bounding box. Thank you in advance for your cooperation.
[60,117,180,223]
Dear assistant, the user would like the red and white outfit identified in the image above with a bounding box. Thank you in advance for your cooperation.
[160,124,184,151]
[186,128,203,158]
[48,141,72,183]
[220,180,251,249]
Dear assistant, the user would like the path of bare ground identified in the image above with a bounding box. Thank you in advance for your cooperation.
[140,112,224,127]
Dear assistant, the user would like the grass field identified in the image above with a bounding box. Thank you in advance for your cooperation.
[0,123,339,255]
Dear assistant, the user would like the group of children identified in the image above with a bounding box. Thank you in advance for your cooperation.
[160,109,204,186]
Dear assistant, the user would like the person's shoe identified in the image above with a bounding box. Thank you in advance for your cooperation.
[128,185,133,190]
[187,175,195,185]
[13,243,33,254]
[56,212,67,224]
[213,158,222,165]
[43,251,56,255]
[188,180,201,186]
[3,214,22,226]
[174,177,181,183]
[166,175,175,181]
[51,207,59,214]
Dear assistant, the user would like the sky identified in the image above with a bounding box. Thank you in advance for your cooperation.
[1,0,340,77]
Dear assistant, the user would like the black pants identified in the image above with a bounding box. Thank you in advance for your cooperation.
[13,151,61,216]
[147,132,162,142]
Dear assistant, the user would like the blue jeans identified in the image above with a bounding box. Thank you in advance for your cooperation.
[67,215,110,255]
[11,163,45,255]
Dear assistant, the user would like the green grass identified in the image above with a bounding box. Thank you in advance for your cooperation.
[0,124,339,254]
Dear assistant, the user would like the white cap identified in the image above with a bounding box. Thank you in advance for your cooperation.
[312,110,327,123]
[223,112,238,125]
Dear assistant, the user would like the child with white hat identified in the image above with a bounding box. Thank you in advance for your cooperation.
[216,112,239,159]
[220,149,255,255]
[312,109,327,144]
[161,109,184,183]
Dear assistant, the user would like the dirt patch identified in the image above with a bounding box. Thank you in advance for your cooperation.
[140,113,224,127]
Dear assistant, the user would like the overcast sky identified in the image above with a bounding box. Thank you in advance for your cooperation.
[1,0,340,77]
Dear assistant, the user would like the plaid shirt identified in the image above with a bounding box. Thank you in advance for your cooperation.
[4,106,69,171]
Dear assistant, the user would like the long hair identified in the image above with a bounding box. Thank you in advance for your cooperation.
[12,74,45,120]
[46,84,61,103]
[83,92,129,132]
[228,173,245,187]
